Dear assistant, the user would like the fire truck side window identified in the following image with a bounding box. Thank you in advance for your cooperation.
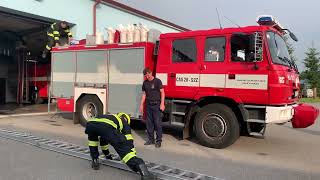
[204,37,226,62]
[231,34,254,62]
[172,39,197,63]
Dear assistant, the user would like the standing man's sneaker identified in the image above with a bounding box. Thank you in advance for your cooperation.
[155,142,161,148]
[144,140,155,145]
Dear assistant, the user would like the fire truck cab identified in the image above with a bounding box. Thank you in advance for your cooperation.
[52,15,319,149]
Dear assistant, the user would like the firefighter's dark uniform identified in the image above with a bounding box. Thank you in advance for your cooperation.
[85,113,156,179]
[44,22,72,54]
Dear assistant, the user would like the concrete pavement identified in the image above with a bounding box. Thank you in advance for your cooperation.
[0,103,318,180]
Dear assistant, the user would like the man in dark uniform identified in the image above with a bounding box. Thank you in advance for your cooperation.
[139,68,165,148]
[42,21,72,58]
[85,112,156,180]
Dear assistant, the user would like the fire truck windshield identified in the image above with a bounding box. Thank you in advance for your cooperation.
[266,31,293,68]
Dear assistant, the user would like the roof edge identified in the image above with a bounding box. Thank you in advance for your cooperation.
[100,0,190,32]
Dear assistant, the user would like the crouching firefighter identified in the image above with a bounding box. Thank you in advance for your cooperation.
[85,112,156,180]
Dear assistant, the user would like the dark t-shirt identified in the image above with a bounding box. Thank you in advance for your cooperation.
[142,78,163,102]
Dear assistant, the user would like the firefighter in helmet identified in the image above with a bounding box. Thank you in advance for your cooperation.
[42,21,72,58]
[85,112,156,180]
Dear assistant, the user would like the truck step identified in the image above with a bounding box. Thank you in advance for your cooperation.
[172,112,185,116]
[172,100,192,104]
[170,122,185,127]
[0,128,222,180]
[249,132,265,138]
[246,119,265,123]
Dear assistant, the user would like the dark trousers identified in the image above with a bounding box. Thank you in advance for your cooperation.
[44,36,68,54]
[43,37,55,54]
[87,135,110,159]
[146,102,162,142]
[85,122,144,172]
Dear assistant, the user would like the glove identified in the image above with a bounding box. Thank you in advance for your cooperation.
[105,154,113,160]
[105,154,121,161]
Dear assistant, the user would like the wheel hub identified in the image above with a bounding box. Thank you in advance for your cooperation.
[203,114,227,138]
[82,102,97,120]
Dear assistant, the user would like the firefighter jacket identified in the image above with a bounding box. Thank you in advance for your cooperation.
[47,22,72,41]
[87,114,136,153]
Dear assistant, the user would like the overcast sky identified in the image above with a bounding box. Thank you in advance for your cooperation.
[119,0,319,71]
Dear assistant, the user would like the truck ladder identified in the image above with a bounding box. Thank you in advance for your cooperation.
[0,128,223,180]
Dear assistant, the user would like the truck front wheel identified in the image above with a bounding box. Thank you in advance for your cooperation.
[194,103,240,149]
[77,95,103,127]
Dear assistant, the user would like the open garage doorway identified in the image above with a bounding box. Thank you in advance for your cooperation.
[0,7,72,115]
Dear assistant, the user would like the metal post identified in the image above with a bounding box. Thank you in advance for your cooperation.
[20,49,25,105]
[25,57,29,102]
[47,82,51,113]
[16,49,20,104]
[34,61,37,88]
[48,57,52,113]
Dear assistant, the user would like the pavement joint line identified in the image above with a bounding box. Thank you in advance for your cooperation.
[0,112,69,119]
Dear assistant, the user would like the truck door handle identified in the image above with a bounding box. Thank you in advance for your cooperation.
[169,73,176,78]
[228,74,236,79]
[200,64,207,70]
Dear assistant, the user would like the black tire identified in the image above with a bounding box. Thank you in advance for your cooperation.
[194,103,240,149]
[77,95,103,127]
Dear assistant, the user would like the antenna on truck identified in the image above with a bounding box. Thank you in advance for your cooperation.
[216,8,223,29]
[224,16,241,28]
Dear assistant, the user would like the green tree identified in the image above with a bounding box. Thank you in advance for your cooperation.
[301,46,320,98]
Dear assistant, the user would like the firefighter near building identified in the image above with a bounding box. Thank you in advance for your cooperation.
[51,15,319,149]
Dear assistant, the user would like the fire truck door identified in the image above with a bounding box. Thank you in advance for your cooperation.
[199,37,227,91]
[225,33,269,104]
[108,48,145,118]
[166,38,200,99]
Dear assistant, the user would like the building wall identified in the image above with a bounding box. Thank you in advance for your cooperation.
[0,0,179,40]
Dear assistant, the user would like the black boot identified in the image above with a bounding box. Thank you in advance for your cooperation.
[91,159,100,170]
[137,164,157,180]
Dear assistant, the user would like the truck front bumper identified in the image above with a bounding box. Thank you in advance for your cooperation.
[265,103,319,128]
[291,103,319,128]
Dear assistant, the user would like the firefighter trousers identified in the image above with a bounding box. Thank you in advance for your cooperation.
[85,122,144,173]
[44,36,69,54]
[44,36,55,54]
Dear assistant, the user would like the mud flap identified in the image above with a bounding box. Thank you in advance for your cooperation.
[292,103,319,128]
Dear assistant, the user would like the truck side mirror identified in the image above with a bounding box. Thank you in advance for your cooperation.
[289,32,298,42]
[282,29,298,42]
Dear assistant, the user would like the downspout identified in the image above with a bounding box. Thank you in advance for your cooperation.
[93,0,102,36]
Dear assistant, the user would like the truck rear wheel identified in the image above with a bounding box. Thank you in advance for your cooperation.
[194,103,240,149]
[77,95,103,127]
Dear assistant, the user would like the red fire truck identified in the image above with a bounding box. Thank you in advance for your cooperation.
[51,16,319,148]
[28,63,50,104]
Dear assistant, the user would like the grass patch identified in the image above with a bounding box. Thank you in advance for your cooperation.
[299,98,320,103]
